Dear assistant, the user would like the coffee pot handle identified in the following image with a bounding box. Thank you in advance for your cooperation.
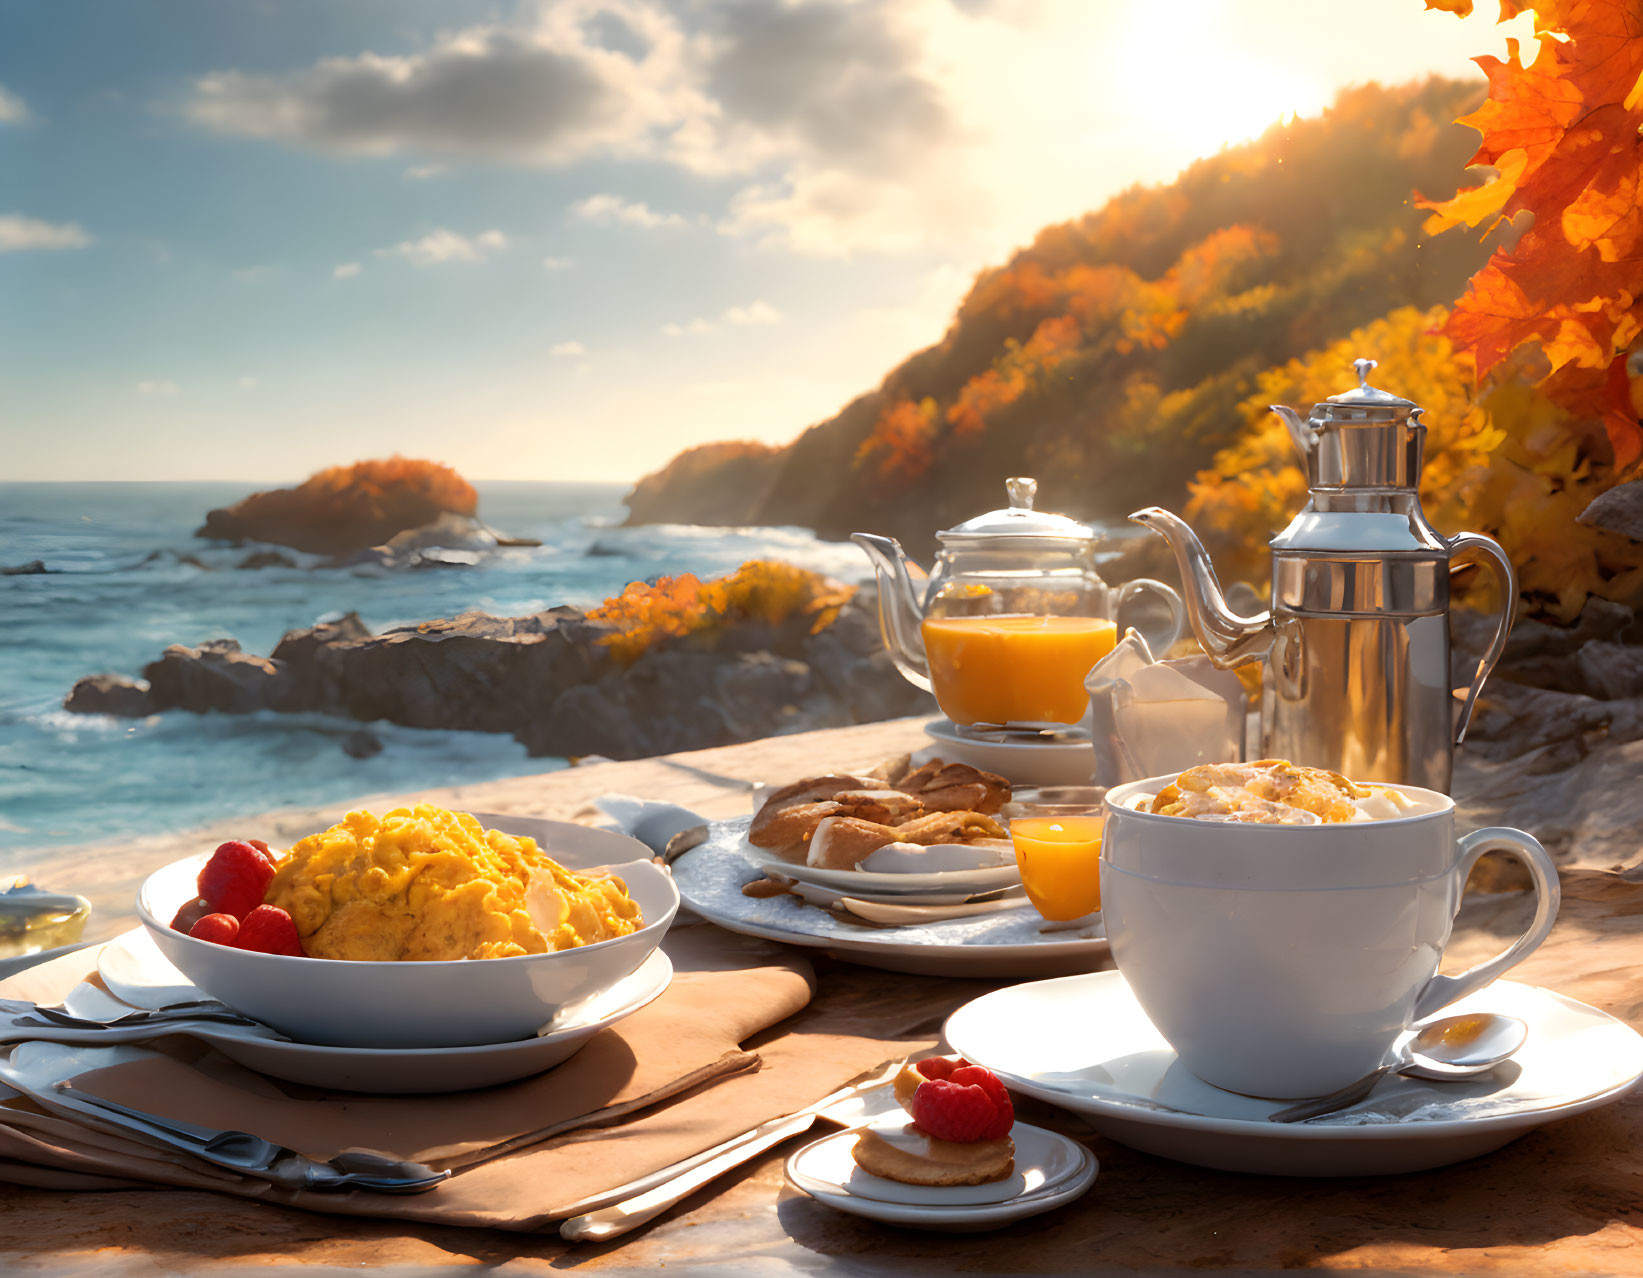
[1412,827,1560,1021]
[1447,532,1517,744]
[1114,578,1186,657]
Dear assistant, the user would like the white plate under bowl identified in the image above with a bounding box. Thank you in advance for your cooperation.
[785,1121,1097,1232]
[923,719,1095,788]
[735,819,1021,896]
[944,970,1643,1177]
[675,823,1107,980]
[96,927,673,1093]
[136,814,679,1049]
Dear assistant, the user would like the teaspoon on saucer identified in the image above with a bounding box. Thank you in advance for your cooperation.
[1269,1012,1528,1123]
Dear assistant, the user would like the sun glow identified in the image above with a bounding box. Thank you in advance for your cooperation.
[1116,1,1332,158]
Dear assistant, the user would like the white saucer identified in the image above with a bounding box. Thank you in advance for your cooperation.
[94,928,673,1093]
[675,824,1107,979]
[944,970,1643,1176]
[923,718,1095,788]
[785,1121,1097,1232]
[736,823,1021,896]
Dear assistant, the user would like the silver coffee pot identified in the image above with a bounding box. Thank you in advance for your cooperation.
[1130,358,1516,793]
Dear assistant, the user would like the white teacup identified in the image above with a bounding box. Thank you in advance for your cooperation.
[1100,777,1560,1099]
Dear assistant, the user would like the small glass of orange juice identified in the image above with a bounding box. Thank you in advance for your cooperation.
[1003,787,1107,923]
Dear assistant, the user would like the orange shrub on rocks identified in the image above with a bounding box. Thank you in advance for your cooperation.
[588,560,856,666]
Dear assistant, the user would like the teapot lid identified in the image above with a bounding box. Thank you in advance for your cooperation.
[1317,358,1418,417]
[938,477,1094,544]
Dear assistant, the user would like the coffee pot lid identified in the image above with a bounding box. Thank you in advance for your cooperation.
[938,477,1093,543]
[1317,358,1418,417]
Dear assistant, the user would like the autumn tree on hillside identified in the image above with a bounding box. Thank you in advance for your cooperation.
[1186,1,1643,621]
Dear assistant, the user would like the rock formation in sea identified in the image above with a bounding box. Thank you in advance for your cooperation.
[61,576,934,761]
[195,456,537,559]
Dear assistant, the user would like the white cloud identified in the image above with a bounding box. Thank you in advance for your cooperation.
[171,0,1526,262]
[181,13,699,167]
[724,299,780,326]
[237,376,259,389]
[662,317,715,337]
[231,264,277,282]
[135,380,179,396]
[166,3,970,258]
[333,261,362,278]
[570,193,686,229]
[663,301,782,337]
[551,340,586,357]
[0,84,30,125]
[0,214,90,253]
[403,164,445,179]
[376,227,508,266]
[541,255,573,270]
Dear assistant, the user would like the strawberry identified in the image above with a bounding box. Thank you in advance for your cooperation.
[197,841,276,920]
[950,1064,1014,1139]
[170,897,213,934]
[189,913,240,946]
[245,838,276,864]
[914,1056,969,1081]
[910,1064,1014,1142]
[233,905,305,957]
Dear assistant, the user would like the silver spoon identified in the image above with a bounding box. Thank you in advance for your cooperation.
[1269,1012,1528,1123]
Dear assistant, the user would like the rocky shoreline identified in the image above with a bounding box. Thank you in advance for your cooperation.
[63,588,933,761]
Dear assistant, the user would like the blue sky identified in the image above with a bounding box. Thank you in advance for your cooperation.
[0,0,1531,484]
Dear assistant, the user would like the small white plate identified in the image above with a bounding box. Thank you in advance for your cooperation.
[95,928,672,1093]
[945,970,1643,1177]
[785,1121,1097,1232]
[738,828,1021,896]
[676,824,1107,979]
[923,718,1096,788]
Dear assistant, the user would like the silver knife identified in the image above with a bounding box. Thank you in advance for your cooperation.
[52,1083,449,1194]
[558,1062,902,1242]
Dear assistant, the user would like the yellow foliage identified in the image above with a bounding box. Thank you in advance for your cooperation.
[1186,306,1499,583]
[1186,304,1643,620]
[588,560,856,666]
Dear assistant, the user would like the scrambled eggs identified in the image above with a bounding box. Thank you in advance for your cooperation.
[264,804,644,961]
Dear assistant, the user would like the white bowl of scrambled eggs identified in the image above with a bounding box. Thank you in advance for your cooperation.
[137,807,679,1048]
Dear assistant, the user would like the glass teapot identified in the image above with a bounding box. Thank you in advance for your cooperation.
[852,478,1185,727]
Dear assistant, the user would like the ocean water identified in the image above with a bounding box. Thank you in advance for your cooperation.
[0,482,870,865]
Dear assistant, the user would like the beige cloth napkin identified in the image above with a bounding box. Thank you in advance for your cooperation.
[0,923,948,1231]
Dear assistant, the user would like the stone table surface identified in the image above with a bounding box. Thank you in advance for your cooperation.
[4,716,1642,1276]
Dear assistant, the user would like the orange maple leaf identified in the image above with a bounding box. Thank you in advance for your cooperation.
[1423,0,1643,471]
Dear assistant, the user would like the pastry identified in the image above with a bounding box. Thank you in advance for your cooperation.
[889,760,1010,815]
[748,760,1012,867]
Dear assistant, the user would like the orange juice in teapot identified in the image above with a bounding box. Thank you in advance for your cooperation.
[852,478,1184,729]
[920,614,1118,726]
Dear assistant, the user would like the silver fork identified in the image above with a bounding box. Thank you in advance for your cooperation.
[53,1083,449,1194]
[10,1002,272,1033]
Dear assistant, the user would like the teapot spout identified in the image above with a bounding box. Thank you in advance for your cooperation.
[1127,508,1274,668]
[1271,404,1315,471]
[850,533,932,691]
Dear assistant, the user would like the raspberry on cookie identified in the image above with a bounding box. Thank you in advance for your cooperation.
[853,1057,1016,1187]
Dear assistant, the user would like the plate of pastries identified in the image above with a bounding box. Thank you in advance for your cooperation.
[741,757,1019,893]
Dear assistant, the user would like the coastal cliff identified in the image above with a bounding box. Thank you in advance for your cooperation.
[622,79,1501,555]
